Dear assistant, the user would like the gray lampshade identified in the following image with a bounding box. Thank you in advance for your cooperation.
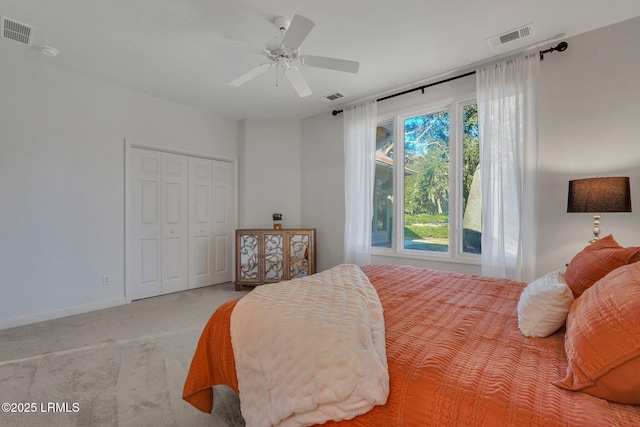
[567,177,631,213]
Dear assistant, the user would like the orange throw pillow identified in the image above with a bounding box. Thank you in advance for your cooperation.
[555,262,640,404]
[564,235,640,298]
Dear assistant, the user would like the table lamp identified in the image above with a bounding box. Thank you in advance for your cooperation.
[567,177,632,242]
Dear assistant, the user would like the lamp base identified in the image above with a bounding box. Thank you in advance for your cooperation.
[589,214,601,243]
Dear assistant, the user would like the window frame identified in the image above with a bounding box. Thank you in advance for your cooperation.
[372,94,480,265]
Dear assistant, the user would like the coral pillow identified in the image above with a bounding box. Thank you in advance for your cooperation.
[564,235,640,298]
[555,262,640,404]
[517,271,574,337]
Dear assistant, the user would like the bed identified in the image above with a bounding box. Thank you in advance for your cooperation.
[183,261,640,426]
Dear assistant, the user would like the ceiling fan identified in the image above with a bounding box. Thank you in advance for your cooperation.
[227,15,359,98]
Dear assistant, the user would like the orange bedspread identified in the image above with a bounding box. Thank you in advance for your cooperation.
[183,264,640,426]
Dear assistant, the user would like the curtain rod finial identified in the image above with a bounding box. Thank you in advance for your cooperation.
[540,41,568,60]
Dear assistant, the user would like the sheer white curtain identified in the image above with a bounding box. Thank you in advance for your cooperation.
[343,101,377,266]
[477,53,540,282]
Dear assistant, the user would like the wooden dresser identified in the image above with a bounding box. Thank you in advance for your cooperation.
[235,229,316,290]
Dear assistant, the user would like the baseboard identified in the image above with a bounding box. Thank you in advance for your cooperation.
[0,297,127,331]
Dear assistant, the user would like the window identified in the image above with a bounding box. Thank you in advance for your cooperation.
[372,99,481,261]
[372,120,394,248]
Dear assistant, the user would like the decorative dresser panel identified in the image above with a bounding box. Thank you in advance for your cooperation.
[235,229,316,290]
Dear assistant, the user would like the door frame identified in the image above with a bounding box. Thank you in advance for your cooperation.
[124,139,238,303]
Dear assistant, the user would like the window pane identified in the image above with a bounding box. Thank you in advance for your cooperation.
[462,104,481,254]
[372,121,394,248]
[403,111,449,252]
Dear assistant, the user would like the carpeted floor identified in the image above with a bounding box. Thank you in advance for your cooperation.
[0,283,248,427]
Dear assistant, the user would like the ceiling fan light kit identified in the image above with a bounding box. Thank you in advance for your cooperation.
[227,14,359,97]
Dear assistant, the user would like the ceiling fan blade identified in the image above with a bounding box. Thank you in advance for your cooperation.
[302,55,360,73]
[229,63,273,87]
[284,66,312,97]
[281,15,315,50]
[210,34,267,55]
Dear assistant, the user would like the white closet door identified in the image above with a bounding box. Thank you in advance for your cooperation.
[212,160,234,284]
[188,157,212,288]
[127,147,236,300]
[161,153,189,294]
[127,148,162,300]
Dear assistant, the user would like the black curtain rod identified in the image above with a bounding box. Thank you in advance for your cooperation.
[331,42,568,116]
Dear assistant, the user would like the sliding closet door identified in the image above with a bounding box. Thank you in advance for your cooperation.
[161,153,189,294]
[127,148,162,300]
[188,157,213,288]
[212,160,233,284]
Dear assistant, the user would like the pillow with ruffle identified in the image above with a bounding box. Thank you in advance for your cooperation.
[517,270,574,337]
[555,262,640,404]
[563,234,640,298]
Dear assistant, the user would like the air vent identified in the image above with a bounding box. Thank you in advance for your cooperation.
[324,92,346,102]
[486,24,532,48]
[1,16,33,45]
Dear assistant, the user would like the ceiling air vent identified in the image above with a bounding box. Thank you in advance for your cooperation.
[324,92,346,102]
[486,24,532,48]
[1,16,33,45]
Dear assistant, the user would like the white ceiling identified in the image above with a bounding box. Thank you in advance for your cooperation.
[1,1,638,120]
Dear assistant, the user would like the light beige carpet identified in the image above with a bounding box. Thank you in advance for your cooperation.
[0,283,248,427]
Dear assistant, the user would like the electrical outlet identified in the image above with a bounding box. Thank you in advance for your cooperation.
[103,275,111,286]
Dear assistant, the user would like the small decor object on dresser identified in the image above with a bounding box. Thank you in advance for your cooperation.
[235,228,316,290]
[272,213,282,229]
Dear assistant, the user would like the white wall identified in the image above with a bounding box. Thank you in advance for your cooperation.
[300,113,345,272]
[301,16,640,278]
[2,16,638,329]
[535,16,640,276]
[239,120,302,229]
[0,54,239,329]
